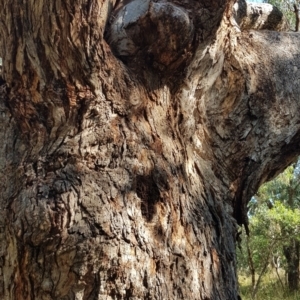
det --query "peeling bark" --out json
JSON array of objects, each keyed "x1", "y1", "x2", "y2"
[{"x1": 0, "y1": 0, "x2": 300, "y2": 299}]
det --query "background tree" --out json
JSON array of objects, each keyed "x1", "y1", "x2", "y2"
[
  {"x1": 1, "y1": 0, "x2": 300, "y2": 299},
  {"x1": 238, "y1": 163, "x2": 300, "y2": 297},
  {"x1": 257, "y1": 163, "x2": 300, "y2": 291}
]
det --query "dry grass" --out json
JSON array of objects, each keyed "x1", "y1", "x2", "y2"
[{"x1": 239, "y1": 270, "x2": 300, "y2": 300}]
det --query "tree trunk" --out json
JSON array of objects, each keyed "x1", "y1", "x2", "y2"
[
  {"x1": 246, "y1": 236, "x2": 256, "y2": 296},
  {"x1": 284, "y1": 239, "x2": 300, "y2": 291},
  {"x1": 293, "y1": 4, "x2": 300, "y2": 32},
  {"x1": 283, "y1": 165, "x2": 300, "y2": 291},
  {"x1": 1, "y1": 0, "x2": 300, "y2": 299}
]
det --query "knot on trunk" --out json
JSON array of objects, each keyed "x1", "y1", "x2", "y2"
[
  {"x1": 233, "y1": 0, "x2": 289, "y2": 31},
  {"x1": 106, "y1": 0, "x2": 194, "y2": 73}
]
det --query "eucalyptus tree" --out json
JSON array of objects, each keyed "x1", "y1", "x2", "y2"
[
  {"x1": 256, "y1": 163, "x2": 300, "y2": 291},
  {"x1": 238, "y1": 162, "x2": 300, "y2": 297},
  {"x1": 0, "y1": 0, "x2": 300, "y2": 299}
]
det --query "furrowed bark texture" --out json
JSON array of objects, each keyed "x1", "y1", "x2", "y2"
[{"x1": 0, "y1": 0, "x2": 300, "y2": 299}]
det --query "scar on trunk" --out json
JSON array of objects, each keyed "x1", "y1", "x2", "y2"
[{"x1": 135, "y1": 174, "x2": 160, "y2": 222}]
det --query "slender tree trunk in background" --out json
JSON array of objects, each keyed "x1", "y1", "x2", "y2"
[
  {"x1": 251, "y1": 261, "x2": 269, "y2": 300},
  {"x1": 293, "y1": 4, "x2": 300, "y2": 31},
  {"x1": 246, "y1": 236, "x2": 256, "y2": 297},
  {"x1": 284, "y1": 240, "x2": 300, "y2": 291},
  {"x1": 283, "y1": 173, "x2": 300, "y2": 291},
  {"x1": 0, "y1": 0, "x2": 300, "y2": 299},
  {"x1": 273, "y1": 255, "x2": 284, "y2": 290},
  {"x1": 274, "y1": 265, "x2": 285, "y2": 290},
  {"x1": 248, "y1": 238, "x2": 274, "y2": 300}
]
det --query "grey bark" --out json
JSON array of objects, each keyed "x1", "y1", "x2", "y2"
[{"x1": 0, "y1": 0, "x2": 300, "y2": 299}]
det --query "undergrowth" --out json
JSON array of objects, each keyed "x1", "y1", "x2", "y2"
[{"x1": 239, "y1": 270, "x2": 300, "y2": 300}]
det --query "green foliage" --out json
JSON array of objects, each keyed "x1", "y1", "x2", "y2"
[
  {"x1": 238, "y1": 161, "x2": 300, "y2": 296},
  {"x1": 253, "y1": 201, "x2": 300, "y2": 248},
  {"x1": 238, "y1": 201, "x2": 300, "y2": 269}
]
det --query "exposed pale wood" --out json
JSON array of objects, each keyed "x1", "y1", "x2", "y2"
[{"x1": 0, "y1": 0, "x2": 299, "y2": 299}]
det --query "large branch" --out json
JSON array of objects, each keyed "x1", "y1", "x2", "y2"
[
  {"x1": 104, "y1": 0, "x2": 300, "y2": 231},
  {"x1": 198, "y1": 27, "x2": 300, "y2": 226}
]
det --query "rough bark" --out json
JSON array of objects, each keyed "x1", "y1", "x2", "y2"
[{"x1": 0, "y1": 0, "x2": 300, "y2": 299}]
